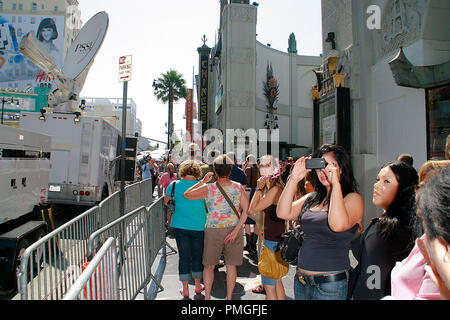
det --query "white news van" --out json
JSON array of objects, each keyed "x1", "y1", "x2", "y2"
[
  {"x1": 0, "y1": 124, "x2": 50, "y2": 292},
  {"x1": 20, "y1": 111, "x2": 120, "y2": 206}
]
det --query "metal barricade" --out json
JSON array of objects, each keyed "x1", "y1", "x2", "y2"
[
  {"x1": 140, "y1": 178, "x2": 153, "y2": 207},
  {"x1": 98, "y1": 191, "x2": 121, "y2": 228},
  {"x1": 18, "y1": 206, "x2": 101, "y2": 300},
  {"x1": 125, "y1": 182, "x2": 141, "y2": 213},
  {"x1": 147, "y1": 197, "x2": 166, "y2": 264},
  {"x1": 17, "y1": 179, "x2": 166, "y2": 300},
  {"x1": 87, "y1": 197, "x2": 165, "y2": 300},
  {"x1": 63, "y1": 237, "x2": 119, "y2": 300}
]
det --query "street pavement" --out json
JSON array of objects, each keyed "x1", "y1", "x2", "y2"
[{"x1": 148, "y1": 234, "x2": 297, "y2": 301}]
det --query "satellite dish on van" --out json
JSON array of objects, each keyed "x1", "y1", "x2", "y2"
[
  {"x1": 19, "y1": 11, "x2": 109, "y2": 113},
  {"x1": 62, "y1": 11, "x2": 109, "y2": 80}
]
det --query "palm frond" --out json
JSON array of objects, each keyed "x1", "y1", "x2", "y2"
[{"x1": 153, "y1": 69, "x2": 188, "y2": 102}]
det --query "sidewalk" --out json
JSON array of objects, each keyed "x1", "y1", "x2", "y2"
[{"x1": 149, "y1": 235, "x2": 297, "y2": 301}]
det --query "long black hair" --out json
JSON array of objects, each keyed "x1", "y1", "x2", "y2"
[
  {"x1": 376, "y1": 161, "x2": 418, "y2": 240},
  {"x1": 304, "y1": 144, "x2": 359, "y2": 210}
]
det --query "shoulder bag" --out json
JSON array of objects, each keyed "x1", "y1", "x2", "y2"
[
  {"x1": 258, "y1": 210, "x2": 289, "y2": 279},
  {"x1": 166, "y1": 181, "x2": 176, "y2": 214},
  {"x1": 278, "y1": 197, "x2": 309, "y2": 265},
  {"x1": 279, "y1": 224, "x2": 305, "y2": 265}
]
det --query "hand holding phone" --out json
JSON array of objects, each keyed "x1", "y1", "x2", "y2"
[
  {"x1": 305, "y1": 158, "x2": 327, "y2": 170},
  {"x1": 290, "y1": 157, "x2": 311, "y2": 182}
]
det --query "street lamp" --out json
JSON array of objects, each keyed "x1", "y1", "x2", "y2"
[{"x1": 1, "y1": 96, "x2": 20, "y2": 125}]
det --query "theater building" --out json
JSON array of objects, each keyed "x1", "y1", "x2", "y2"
[{"x1": 318, "y1": 0, "x2": 450, "y2": 224}]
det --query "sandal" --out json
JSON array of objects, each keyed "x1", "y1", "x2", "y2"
[
  {"x1": 251, "y1": 284, "x2": 265, "y2": 294},
  {"x1": 195, "y1": 284, "x2": 205, "y2": 294},
  {"x1": 179, "y1": 289, "x2": 191, "y2": 300}
]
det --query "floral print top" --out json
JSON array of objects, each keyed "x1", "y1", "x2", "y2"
[{"x1": 205, "y1": 181, "x2": 242, "y2": 228}]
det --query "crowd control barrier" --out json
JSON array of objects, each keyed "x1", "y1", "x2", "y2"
[
  {"x1": 63, "y1": 237, "x2": 118, "y2": 300},
  {"x1": 17, "y1": 178, "x2": 165, "y2": 300},
  {"x1": 86, "y1": 197, "x2": 165, "y2": 300}
]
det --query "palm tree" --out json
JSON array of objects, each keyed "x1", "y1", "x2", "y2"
[{"x1": 152, "y1": 69, "x2": 187, "y2": 153}]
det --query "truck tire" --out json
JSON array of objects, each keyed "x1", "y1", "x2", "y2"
[{"x1": 13, "y1": 239, "x2": 30, "y2": 290}]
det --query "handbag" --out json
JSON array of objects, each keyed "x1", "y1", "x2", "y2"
[
  {"x1": 258, "y1": 211, "x2": 289, "y2": 279},
  {"x1": 279, "y1": 224, "x2": 305, "y2": 265},
  {"x1": 278, "y1": 198, "x2": 308, "y2": 265},
  {"x1": 166, "y1": 181, "x2": 176, "y2": 214}
]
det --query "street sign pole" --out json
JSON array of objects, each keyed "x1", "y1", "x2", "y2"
[
  {"x1": 118, "y1": 55, "x2": 132, "y2": 219},
  {"x1": 120, "y1": 81, "x2": 127, "y2": 218},
  {"x1": 118, "y1": 55, "x2": 131, "y2": 264}
]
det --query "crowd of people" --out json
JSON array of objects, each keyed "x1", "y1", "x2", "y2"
[{"x1": 141, "y1": 142, "x2": 449, "y2": 301}]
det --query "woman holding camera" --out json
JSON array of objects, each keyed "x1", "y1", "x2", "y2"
[{"x1": 277, "y1": 144, "x2": 363, "y2": 300}]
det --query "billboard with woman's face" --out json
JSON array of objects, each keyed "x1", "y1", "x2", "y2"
[{"x1": 0, "y1": 14, "x2": 65, "y2": 90}]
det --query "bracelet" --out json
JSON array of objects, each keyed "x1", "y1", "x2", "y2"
[{"x1": 255, "y1": 187, "x2": 263, "y2": 192}]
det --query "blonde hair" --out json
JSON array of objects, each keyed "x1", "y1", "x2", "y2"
[
  {"x1": 258, "y1": 155, "x2": 274, "y2": 168},
  {"x1": 178, "y1": 160, "x2": 202, "y2": 179},
  {"x1": 167, "y1": 162, "x2": 175, "y2": 177},
  {"x1": 418, "y1": 160, "x2": 450, "y2": 185}
]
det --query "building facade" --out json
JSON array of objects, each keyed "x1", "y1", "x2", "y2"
[
  {"x1": 81, "y1": 97, "x2": 138, "y2": 137},
  {"x1": 1, "y1": 0, "x2": 80, "y2": 125},
  {"x1": 319, "y1": 0, "x2": 450, "y2": 225},
  {"x1": 197, "y1": 1, "x2": 322, "y2": 162},
  {"x1": 0, "y1": 0, "x2": 81, "y2": 90}
]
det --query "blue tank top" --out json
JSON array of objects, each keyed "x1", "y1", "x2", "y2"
[{"x1": 298, "y1": 209, "x2": 358, "y2": 271}]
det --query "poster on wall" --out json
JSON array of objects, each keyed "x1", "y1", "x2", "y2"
[
  {"x1": 0, "y1": 14, "x2": 65, "y2": 90},
  {"x1": 322, "y1": 114, "x2": 336, "y2": 145}
]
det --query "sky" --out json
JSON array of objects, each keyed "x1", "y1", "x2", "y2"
[{"x1": 78, "y1": 0, "x2": 323, "y2": 146}]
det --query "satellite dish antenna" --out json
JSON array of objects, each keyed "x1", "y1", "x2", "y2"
[{"x1": 19, "y1": 11, "x2": 109, "y2": 113}]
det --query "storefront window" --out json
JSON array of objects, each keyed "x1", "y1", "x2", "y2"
[{"x1": 427, "y1": 85, "x2": 450, "y2": 160}]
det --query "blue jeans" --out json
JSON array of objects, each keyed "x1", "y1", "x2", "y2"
[
  {"x1": 173, "y1": 228, "x2": 204, "y2": 282},
  {"x1": 294, "y1": 269, "x2": 349, "y2": 300}
]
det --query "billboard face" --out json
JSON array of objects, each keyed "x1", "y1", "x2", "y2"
[{"x1": 0, "y1": 14, "x2": 65, "y2": 90}]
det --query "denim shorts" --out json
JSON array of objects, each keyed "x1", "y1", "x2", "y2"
[
  {"x1": 294, "y1": 269, "x2": 349, "y2": 300},
  {"x1": 260, "y1": 239, "x2": 283, "y2": 286}
]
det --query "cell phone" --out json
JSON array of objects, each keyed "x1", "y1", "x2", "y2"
[{"x1": 305, "y1": 158, "x2": 327, "y2": 169}]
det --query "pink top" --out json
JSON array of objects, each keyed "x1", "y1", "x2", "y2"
[
  {"x1": 387, "y1": 235, "x2": 441, "y2": 300},
  {"x1": 158, "y1": 172, "x2": 177, "y2": 191}
]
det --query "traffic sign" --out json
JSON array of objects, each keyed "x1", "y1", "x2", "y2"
[{"x1": 118, "y1": 55, "x2": 132, "y2": 82}]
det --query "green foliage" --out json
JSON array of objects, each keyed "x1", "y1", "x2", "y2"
[{"x1": 152, "y1": 69, "x2": 188, "y2": 102}]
